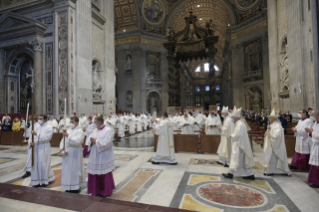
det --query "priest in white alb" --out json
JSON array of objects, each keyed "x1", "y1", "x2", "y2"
[
  {"x1": 290, "y1": 109, "x2": 314, "y2": 170},
  {"x1": 205, "y1": 111, "x2": 222, "y2": 135},
  {"x1": 222, "y1": 106, "x2": 255, "y2": 180},
  {"x1": 30, "y1": 115, "x2": 55, "y2": 187},
  {"x1": 128, "y1": 113, "x2": 136, "y2": 135},
  {"x1": 217, "y1": 106, "x2": 234, "y2": 167},
  {"x1": 116, "y1": 114, "x2": 125, "y2": 138},
  {"x1": 263, "y1": 109, "x2": 291, "y2": 176},
  {"x1": 48, "y1": 115, "x2": 59, "y2": 133},
  {"x1": 87, "y1": 116, "x2": 115, "y2": 197},
  {"x1": 59, "y1": 115, "x2": 70, "y2": 133},
  {"x1": 59, "y1": 116, "x2": 86, "y2": 193},
  {"x1": 179, "y1": 113, "x2": 194, "y2": 134},
  {"x1": 152, "y1": 112, "x2": 177, "y2": 165}
]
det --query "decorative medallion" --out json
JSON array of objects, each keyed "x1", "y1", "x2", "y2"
[
  {"x1": 142, "y1": 0, "x2": 166, "y2": 26},
  {"x1": 234, "y1": 0, "x2": 259, "y2": 11},
  {"x1": 58, "y1": 39, "x2": 67, "y2": 50},
  {"x1": 197, "y1": 183, "x2": 266, "y2": 208}
]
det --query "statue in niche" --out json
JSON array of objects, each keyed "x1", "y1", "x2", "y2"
[
  {"x1": 280, "y1": 44, "x2": 289, "y2": 91},
  {"x1": 205, "y1": 19, "x2": 216, "y2": 36},
  {"x1": 248, "y1": 88, "x2": 262, "y2": 111},
  {"x1": 166, "y1": 26, "x2": 176, "y2": 42},
  {"x1": 92, "y1": 62, "x2": 103, "y2": 101},
  {"x1": 126, "y1": 91, "x2": 133, "y2": 106},
  {"x1": 126, "y1": 55, "x2": 132, "y2": 72}
]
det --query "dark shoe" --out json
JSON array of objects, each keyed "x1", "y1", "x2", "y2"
[
  {"x1": 264, "y1": 173, "x2": 274, "y2": 176},
  {"x1": 242, "y1": 175, "x2": 255, "y2": 180},
  {"x1": 152, "y1": 161, "x2": 160, "y2": 165},
  {"x1": 222, "y1": 173, "x2": 233, "y2": 179},
  {"x1": 289, "y1": 164, "x2": 297, "y2": 169},
  {"x1": 281, "y1": 174, "x2": 290, "y2": 176},
  {"x1": 310, "y1": 184, "x2": 319, "y2": 188},
  {"x1": 69, "y1": 190, "x2": 81, "y2": 194},
  {"x1": 41, "y1": 184, "x2": 49, "y2": 187},
  {"x1": 224, "y1": 164, "x2": 229, "y2": 168},
  {"x1": 217, "y1": 162, "x2": 224, "y2": 165},
  {"x1": 97, "y1": 194, "x2": 105, "y2": 197},
  {"x1": 170, "y1": 162, "x2": 178, "y2": 165},
  {"x1": 22, "y1": 172, "x2": 31, "y2": 178},
  {"x1": 32, "y1": 184, "x2": 41, "y2": 188}
]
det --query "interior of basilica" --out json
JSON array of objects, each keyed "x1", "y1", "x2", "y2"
[{"x1": 0, "y1": 0, "x2": 319, "y2": 211}]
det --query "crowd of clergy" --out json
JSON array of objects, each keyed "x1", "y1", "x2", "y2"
[{"x1": 10, "y1": 104, "x2": 319, "y2": 198}]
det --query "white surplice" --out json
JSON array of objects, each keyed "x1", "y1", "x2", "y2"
[
  {"x1": 152, "y1": 119, "x2": 177, "y2": 163},
  {"x1": 310, "y1": 122, "x2": 319, "y2": 166},
  {"x1": 30, "y1": 122, "x2": 55, "y2": 185},
  {"x1": 48, "y1": 119, "x2": 59, "y2": 133},
  {"x1": 87, "y1": 125, "x2": 115, "y2": 175},
  {"x1": 79, "y1": 116, "x2": 88, "y2": 130},
  {"x1": 85, "y1": 122, "x2": 96, "y2": 146},
  {"x1": 179, "y1": 117, "x2": 194, "y2": 134},
  {"x1": 263, "y1": 120, "x2": 291, "y2": 174},
  {"x1": 117, "y1": 116, "x2": 125, "y2": 137},
  {"x1": 228, "y1": 119, "x2": 255, "y2": 176},
  {"x1": 205, "y1": 115, "x2": 222, "y2": 135},
  {"x1": 295, "y1": 118, "x2": 314, "y2": 154},
  {"x1": 136, "y1": 117, "x2": 142, "y2": 132},
  {"x1": 128, "y1": 115, "x2": 136, "y2": 134},
  {"x1": 58, "y1": 117, "x2": 70, "y2": 133},
  {"x1": 217, "y1": 116, "x2": 234, "y2": 165},
  {"x1": 59, "y1": 126, "x2": 86, "y2": 190},
  {"x1": 23, "y1": 122, "x2": 40, "y2": 172}
]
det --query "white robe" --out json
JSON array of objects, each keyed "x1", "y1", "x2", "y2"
[
  {"x1": 217, "y1": 116, "x2": 234, "y2": 165},
  {"x1": 128, "y1": 115, "x2": 136, "y2": 134},
  {"x1": 310, "y1": 122, "x2": 319, "y2": 166},
  {"x1": 228, "y1": 120, "x2": 255, "y2": 176},
  {"x1": 263, "y1": 121, "x2": 291, "y2": 174},
  {"x1": 59, "y1": 118, "x2": 70, "y2": 133},
  {"x1": 23, "y1": 122, "x2": 40, "y2": 172},
  {"x1": 152, "y1": 119, "x2": 177, "y2": 163},
  {"x1": 117, "y1": 116, "x2": 125, "y2": 137},
  {"x1": 87, "y1": 125, "x2": 115, "y2": 175},
  {"x1": 85, "y1": 122, "x2": 96, "y2": 146},
  {"x1": 136, "y1": 117, "x2": 142, "y2": 132},
  {"x1": 79, "y1": 116, "x2": 88, "y2": 130},
  {"x1": 179, "y1": 117, "x2": 194, "y2": 134},
  {"x1": 205, "y1": 115, "x2": 222, "y2": 135},
  {"x1": 20, "y1": 120, "x2": 26, "y2": 130},
  {"x1": 48, "y1": 119, "x2": 59, "y2": 133},
  {"x1": 59, "y1": 126, "x2": 86, "y2": 190},
  {"x1": 295, "y1": 118, "x2": 314, "y2": 154},
  {"x1": 105, "y1": 118, "x2": 116, "y2": 137},
  {"x1": 30, "y1": 122, "x2": 55, "y2": 185}
]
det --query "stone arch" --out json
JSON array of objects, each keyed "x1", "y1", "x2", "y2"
[
  {"x1": 147, "y1": 91, "x2": 161, "y2": 114},
  {"x1": 4, "y1": 48, "x2": 34, "y2": 76}
]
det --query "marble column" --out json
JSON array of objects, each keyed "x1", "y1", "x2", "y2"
[
  {"x1": 29, "y1": 40, "x2": 44, "y2": 114},
  {"x1": 0, "y1": 49, "x2": 5, "y2": 113},
  {"x1": 231, "y1": 44, "x2": 245, "y2": 108}
]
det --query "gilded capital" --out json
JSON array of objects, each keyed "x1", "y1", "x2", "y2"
[{"x1": 29, "y1": 40, "x2": 43, "y2": 52}]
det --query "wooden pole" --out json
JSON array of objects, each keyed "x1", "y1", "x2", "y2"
[{"x1": 31, "y1": 86, "x2": 35, "y2": 167}]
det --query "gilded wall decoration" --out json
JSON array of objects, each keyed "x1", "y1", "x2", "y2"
[
  {"x1": 58, "y1": 11, "x2": 68, "y2": 114},
  {"x1": 142, "y1": 0, "x2": 166, "y2": 26},
  {"x1": 231, "y1": 20, "x2": 267, "y2": 39},
  {"x1": 234, "y1": 0, "x2": 259, "y2": 11},
  {"x1": 46, "y1": 43, "x2": 53, "y2": 114}
]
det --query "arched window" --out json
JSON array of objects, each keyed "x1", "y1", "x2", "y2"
[
  {"x1": 195, "y1": 66, "x2": 200, "y2": 72},
  {"x1": 204, "y1": 63, "x2": 209, "y2": 72},
  {"x1": 214, "y1": 65, "x2": 220, "y2": 72}
]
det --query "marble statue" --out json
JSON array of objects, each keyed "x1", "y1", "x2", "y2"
[
  {"x1": 126, "y1": 55, "x2": 132, "y2": 71},
  {"x1": 166, "y1": 26, "x2": 175, "y2": 42},
  {"x1": 92, "y1": 63, "x2": 102, "y2": 93},
  {"x1": 126, "y1": 91, "x2": 133, "y2": 106},
  {"x1": 205, "y1": 19, "x2": 216, "y2": 36},
  {"x1": 248, "y1": 89, "x2": 261, "y2": 111},
  {"x1": 280, "y1": 44, "x2": 289, "y2": 91}
]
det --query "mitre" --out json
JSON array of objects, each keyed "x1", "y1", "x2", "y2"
[
  {"x1": 221, "y1": 106, "x2": 228, "y2": 114},
  {"x1": 230, "y1": 106, "x2": 242, "y2": 118},
  {"x1": 269, "y1": 108, "x2": 279, "y2": 119}
]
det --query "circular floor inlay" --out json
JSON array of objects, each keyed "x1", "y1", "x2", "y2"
[{"x1": 198, "y1": 183, "x2": 265, "y2": 207}]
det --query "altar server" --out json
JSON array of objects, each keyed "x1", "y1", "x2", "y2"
[
  {"x1": 152, "y1": 113, "x2": 177, "y2": 165},
  {"x1": 87, "y1": 116, "x2": 115, "y2": 197},
  {"x1": 83, "y1": 116, "x2": 95, "y2": 157},
  {"x1": 217, "y1": 106, "x2": 234, "y2": 167},
  {"x1": 59, "y1": 116, "x2": 86, "y2": 193},
  {"x1": 306, "y1": 110, "x2": 319, "y2": 188},
  {"x1": 290, "y1": 109, "x2": 314, "y2": 170},
  {"x1": 59, "y1": 115, "x2": 70, "y2": 133},
  {"x1": 222, "y1": 106, "x2": 255, "y2": 180},
  {"x1": 263, "y1": 109, "x2": 291, "y2": 176},
  {"x1": 30, "y1": 114, "x2": 55, "y2": 187}
]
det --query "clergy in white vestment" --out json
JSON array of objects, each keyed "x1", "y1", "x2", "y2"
[
  {"x1": 222, "y1": 106, "x2": 255, "y2": 180},
  {"x1": 263, "y1": 109, "x2": 291, "y2": 176},
  {"x1": 290, "y1": 109, "x2": 314, "y2": 170},
  {"x1": 105, "y1": 115, "x2": 116, "y2": 136},
  {"x1": 79, "y1": 114, "x2": 88, "y2": 130},
  {"x1": 116, "y1": 114, "x2": 125, "y2": 138},
  {"x1": 48, "y1": 115, "x2": 59, "y2": 133},
  {"x1": 20, "y1": 118, "x2": 26, "y2": 130},
  {"x1": 193, "y1": 111, "x2": 202, "y2": 134},
  {"x1": 205, "y1": 111, "x2": 222, "y2": 135},
  {"x1": 217, "y1": 106, "x2": 234, "y2": 167},
  {"x1": 83, "y1": 116, "x2": 95, "y2": 157},
  {"x1": 179, "y1": 113, "x2": 195, "y2": 134},
  {"x1": 128, "y1": 113, "x2": 136, "y2": 135},
  {"x1": 87, "y1": 116, "x2": 115, "y2": 197},
  {"x1": 58, "y1": 116, "x2": 70, "y2": 132},
  {"x1": 21, "y1": 116, "x2": 39, "y2": 179},
  {"x1": 152, "y1": 113, "x2": 177, "y2": 165},
  {"x1": 59, "y1": 116, "x2": 86, "y2": 193},
  {"x1": 306, "y1": 110, "x2": 319, "y2": 188},
  {"x1": 136, "y1": 115, "x2": 142, "y2": 132},
  {"x1": 30, "y1": 114, "x2": 55, "y2": 187},
  {"x1": 2, "y1": 113, "x2": 11, "y2": 122}
]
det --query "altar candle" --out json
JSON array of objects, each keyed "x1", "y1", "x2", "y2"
[{"x1": 64, "y1": 98, "x2": 66, "y2": 118}]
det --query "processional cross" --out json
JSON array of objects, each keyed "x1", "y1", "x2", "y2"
[{"x1": 26, "y1": 66, "x2": 40, "y2": 167}]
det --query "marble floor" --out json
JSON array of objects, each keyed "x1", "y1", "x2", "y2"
[{"x1": 0, "y1": 131, "x2": 319, "y2": 212}]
